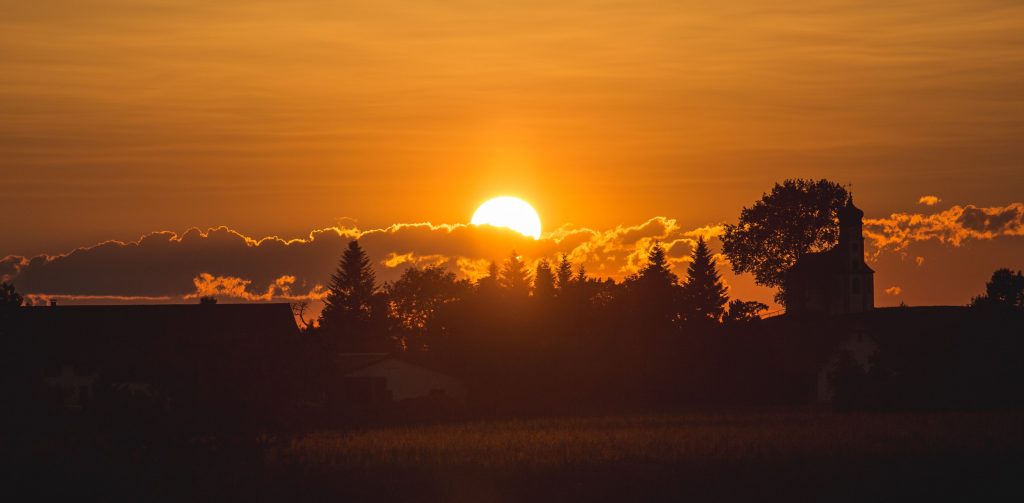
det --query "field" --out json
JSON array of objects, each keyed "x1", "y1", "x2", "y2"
[{"x1": 259, "y1": 411, "x2": 1024, "y2": 501}]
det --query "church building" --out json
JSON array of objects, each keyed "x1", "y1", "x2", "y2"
[{"x1": 784, "y1": 196, "x2": 875, "y2": 315}]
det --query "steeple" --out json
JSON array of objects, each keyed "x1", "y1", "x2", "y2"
[
  {"x1": 839, "y1": 195, "x2": 864, "y2": 225},
  {"x1": 838, "y1": 195, "x2": 864, "y2": 248},
  {"x1": 835, "y1": 194, "x2": 868, "y2": 276}
]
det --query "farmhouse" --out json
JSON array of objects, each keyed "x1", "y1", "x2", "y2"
[
  {"x1": 334, "y1": 353, "x2": 467, "y2": 406},
  {"x1": 12, "y1": 303, "x2": 303, "y2": 425}
]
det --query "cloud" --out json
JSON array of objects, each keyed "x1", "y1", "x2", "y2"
[
  {"x1": 7, "y1": 200, "x2": 1022, "y2": 311},
  {"x1": 2, "y1": 217, "x2": 726, "y2": 306},
  {"x1": 884, "y1": 286, "x2": 902, "y2": 296},
  {"x1": 381, "y1": 252, "x2": 449, "y2": 270},
  {"x1": 23, "y1": 294, "x2": 175, "y2": 306},
  {"x1": 1, "y1": 255, "x2": 27, "y2": 282},
  {"x1": 864, "y1": 203, "x2": 1024, "y2": 252},
  {"x1": 918, "y1": 196, "x2": 941, "y2": 206},
  {"x1": 185, "y1": 273, "x2": 326, "y2": 302}
]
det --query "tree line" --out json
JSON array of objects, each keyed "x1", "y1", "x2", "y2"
[
  {"x1": 305, "y1": 178, "x2": 862, "y2": 351},
  {"x1": 309, "y1": 236, "x2": 768, "y2": 353}
]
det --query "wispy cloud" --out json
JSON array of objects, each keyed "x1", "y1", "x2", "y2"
[
  {"x1": 865, "y1": 203, "x2": 1024, "y2": 252},
  {"x1": 185, "y1": 273, "x2": 326, "y2": 302}
]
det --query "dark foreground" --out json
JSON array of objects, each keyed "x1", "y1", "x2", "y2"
[{"x1": 7, "y1": 410, "x2": 1024, "y2": 501}]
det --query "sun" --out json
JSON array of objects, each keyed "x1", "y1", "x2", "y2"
[{"x1": 471, "y1": 196, "x2": 542, "y2": 239}]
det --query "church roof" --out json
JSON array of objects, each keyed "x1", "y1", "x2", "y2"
[
  {"x1": 789, "y1": 249, "x2": 840, "y2": 275},
  {"x1": 788, "y1": 246, "x2": 874, "y2": 276}
]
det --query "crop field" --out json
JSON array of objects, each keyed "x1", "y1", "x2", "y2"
[{"x1": 262, "y1": 411, "x2": 1024, "y2": 501}]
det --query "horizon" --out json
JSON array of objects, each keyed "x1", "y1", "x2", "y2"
[{"x1": 2, "y1": 0, "x2": 1023, "y2": 309}]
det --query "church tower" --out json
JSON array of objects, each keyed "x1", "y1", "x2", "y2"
[
  {"x1": 838, "y1": 195, "x2": 865, "y2": 263},
  {"x1": 837, "y1": 196, "x2": 874, "y2": 313}
]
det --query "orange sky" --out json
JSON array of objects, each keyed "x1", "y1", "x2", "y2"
[{"x1": 1, "y1": 1, "x2": 1023, "y2": 308}]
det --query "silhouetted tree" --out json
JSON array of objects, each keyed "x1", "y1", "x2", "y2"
[
  {"x1": 630, "y1": 242, "x2": 678, "y2": 288},
  {"x1": 387, "y1": 265, "x2": 470, "y2": 349},
  {"x1": 624, "y1": 242, "x2": 682, "y2": 331},
  {"x1": 554, "y1": 255, "x2": 574, "y2": 293},
  {"x1": 533, "y1": 260, "x2": 555, "y2": 300},
  {"x1": 291, "y1": 300, "x2": 314, "y2": 332},
  {"x1": 476, "y1": 261, "x2": 500, "y2": 290},
  {"x1": 574, "y1": 263, "x2": 588, "y2": 284},
  {"x1": 500, "y1": 250, "x2": 531, "y2": 298},
  {"x1": 971, "y1": 268, "x2": 1024, "y2": 310},
  {"x1": 722, "y1": 299, "x2": 769, "y2": 324},
  {"x1": 680, "y1": 237, "x2": 729, "y2": 323},
  {"x1": 1, "y1": 282, "x2": 23, "y2": 336},
  {"x1": 1, "y1": 282, "x2": 22, "y2": 310},
  {"x1": 319, "y1": 240, "x2": 386, "y2": 349},
  {"x1": 721, "y1": 179, "x2": 848, "y2": 303}
]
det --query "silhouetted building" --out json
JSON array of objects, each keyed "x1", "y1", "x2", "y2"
[
  {"x1": 784, "y1": 196, "x2": 875, "y2": 315},
  {"x1": 333, "y1": 353, "x2": 467, "y2": 406},
  {"x1": 14, "y1": 304, "x2": 303, "y2": 428}
]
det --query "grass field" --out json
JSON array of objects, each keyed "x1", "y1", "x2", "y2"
[{"x1": 262, "y1": 411, "x2": 1024, "y2": 501}]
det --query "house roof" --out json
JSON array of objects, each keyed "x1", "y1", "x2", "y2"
[
  {"x1": 336, "y1": 353, "x2": 392, "y2": 373},
  {"x1": 17, "y1": 303, "x2": 299, "y2": 338},
  {"x1": 335, "y1": 352, "x2": 459, "y2": 377},
  {"x1": 13, "y1": 303, "x2": 300, "y2": 375}
]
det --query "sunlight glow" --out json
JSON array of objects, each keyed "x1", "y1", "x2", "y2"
[{"x1": 471, "y1": 197, "x2": 542, "y2": 239}]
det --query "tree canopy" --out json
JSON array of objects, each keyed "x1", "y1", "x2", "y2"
[
  {"x1": 1, "y1": 282, "x2": 23, "y2": 309},
  {"x1": 971, "y1": 268, "x2": 1024, "y2": 310},
  {"x1": 721, "y1": 179, "x2": 848, "y2": 302},
  {"x1": 386, "y1": 265, "x2": 469, "y2": 349}
]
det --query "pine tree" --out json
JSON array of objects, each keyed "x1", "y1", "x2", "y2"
[
  {"x1": 575, "y1": 263, "x2": 588, "y2": 284},
  {"x1": 624, "y1": 241, "x2": 682, "y2": 330},
  {"x1": 680, "y1": 236, "x2": 729, "y2": 322},
  {"x1": 533, "y1": 259, "x2": 555, "y2": 299},
  {"x1": 555, "y1": 254, "x2": 574, "y2": 292},
  {"x1": 636, "y1": 241, "x2": 678, "y2": 287},
  {"x1": 500, "y1": 250, "x2": 531, "y2": 297},
  {"x1": 319, "y1": 240, "x2": 380, "y2": 345}
]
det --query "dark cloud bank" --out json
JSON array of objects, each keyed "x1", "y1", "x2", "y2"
[{"x1": 2, "y1": 202, "x2": 1022, "y2": 307}]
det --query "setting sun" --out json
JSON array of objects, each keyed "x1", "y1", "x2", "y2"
[{"x1": 471, "y1": 196, "x2": 542, "y2": 239}]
